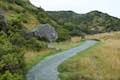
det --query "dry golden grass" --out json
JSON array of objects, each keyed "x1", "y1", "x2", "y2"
[
  {"x1": 53, "y1": 38, "x2": 82, "y2": 50},
  {"x1": 59, "y1": 31, "x2": 120, "y2": 80},
  {"x1": 71, "y1": 36, "x2": 81, "y2": 43},
  {"x1": 24, "y1": 48, "x2": 56, "y2": 69},
  {"x1": 86, "y1": 31, "x2": 120, "y2": 41}
]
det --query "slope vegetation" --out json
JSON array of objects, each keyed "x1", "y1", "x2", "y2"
[{"x1": 48, "y1": 11, "x2": 120, "y2": 35}]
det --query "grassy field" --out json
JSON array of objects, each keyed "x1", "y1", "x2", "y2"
[
  {"x1": 24, "y1": 37, "x2": 82, "y2": 70},
  {"x1": 86, "y1": 31, "x2": 120, "y2": 41},
  {"x1": 58, "y1": 32, "x2": 120, "y2": 80}
]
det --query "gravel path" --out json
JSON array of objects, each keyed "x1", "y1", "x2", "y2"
[{"x1": 27, "y1": 40, "x2": 97, "y2": 80}]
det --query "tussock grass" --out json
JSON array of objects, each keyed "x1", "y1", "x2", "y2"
[
  {"x1": 71, "y1": 37, "x2": 81, "y2": 43},
  {"x1": 59, "y1": 32, "x2": 120, "y2": 80},
  {"x1": 24, "y1": 48, "x2": 57, "y2": 69},
  {"x1": 87, "y1": 31, "x2": 120, "y2": 41}
]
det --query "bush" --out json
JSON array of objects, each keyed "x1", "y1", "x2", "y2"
[
  {"x1": 57, "y1": 27, "x2": 70, "y2": 41},
  {"x1": 0, "y1": 71, "x2": 23, "y2": 80},
  {"x1": 0, "y1": 31, "x2": 25, "y2": 80},
  {"x1": 9, "y1": 32, "x2": 26, "y2": 47},
  {"x1": 25, "y1": 38, "x2": 47, "y2": 51}
]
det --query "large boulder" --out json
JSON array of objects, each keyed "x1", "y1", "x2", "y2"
[
  {"x1": 32, "y1": 24, "x2": 58, "y2": 42},
  {"x1": 0, "y1": 9, "x2": 8, "y2": 32}
]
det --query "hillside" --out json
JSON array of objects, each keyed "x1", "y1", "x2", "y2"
[
  {"x1": 48, "y1": 11, "x2": 120, "y2": 35},
  {"x1": 0, "y1": 0, "x2": 70, "y2": 40},
  {"x1": 0, "y1": 0, "x2": 67, "y2": 80},
  {"x1": 1, "y1": 0, "x2": 56, "y2": 30},
  {"x1": 0, "y1": 0, "x2": 46, "y2": 79}
]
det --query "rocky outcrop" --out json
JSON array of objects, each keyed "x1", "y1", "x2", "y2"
[
  {"x1": 0, "y1": 9, "x2": 8, "y2": 32},
  {"x1": 32, "y1": 24, "x2": 58, "y2": 42}
]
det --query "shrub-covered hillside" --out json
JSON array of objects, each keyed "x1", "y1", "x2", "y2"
[
  {"x1": 48, "y1": 11, "x2": 120, "y2": 35},
  {"x1": 0, "y1": 0, "x2": 48, "y2": 79},
  {"x1": 0, "y1": 0, "x2": 69, "y2": 79},
  {"x1": 0, "y1": 0, "x2": 70, "y2": 41}
]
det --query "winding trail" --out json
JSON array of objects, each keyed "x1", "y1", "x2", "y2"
[{"x1": 27, "y1": 40, "x2": 97, "y2": 80}]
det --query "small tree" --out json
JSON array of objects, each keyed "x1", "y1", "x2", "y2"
[{"x1": 57, "y1": 27, "x2": 70, "y2": 41}]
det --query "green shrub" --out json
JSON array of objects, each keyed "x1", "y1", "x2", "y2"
[
  {"x1": 0, "y1": 71, "x2": 23, "y2": 80},
  {"x1": 25, "y1": 38, "x2": 47, "y2": 51},
  {"x1": 8, "y1": 4, "x2": 24, "y2": 13},
  {"x1": 57, "y1": 27, "x2": 70, "y2": 41},
  {"x1": 0, "y1": 31, "x2": 25, "y2": 80}
]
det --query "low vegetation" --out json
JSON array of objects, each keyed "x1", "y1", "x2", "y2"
[
  {"x1": 58, "y1": 32, "x2": 120, "y2": 80},
  {"x1": 0, "y1": 31, "x2": 25, "y2": 80},
  {"x1": 25, "y1": 37, "x2": 82, "y2": 70}
]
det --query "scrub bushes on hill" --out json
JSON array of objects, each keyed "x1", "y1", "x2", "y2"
[{"x1": 0, "y1": 31, "x2": 25, "y2": 80}]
